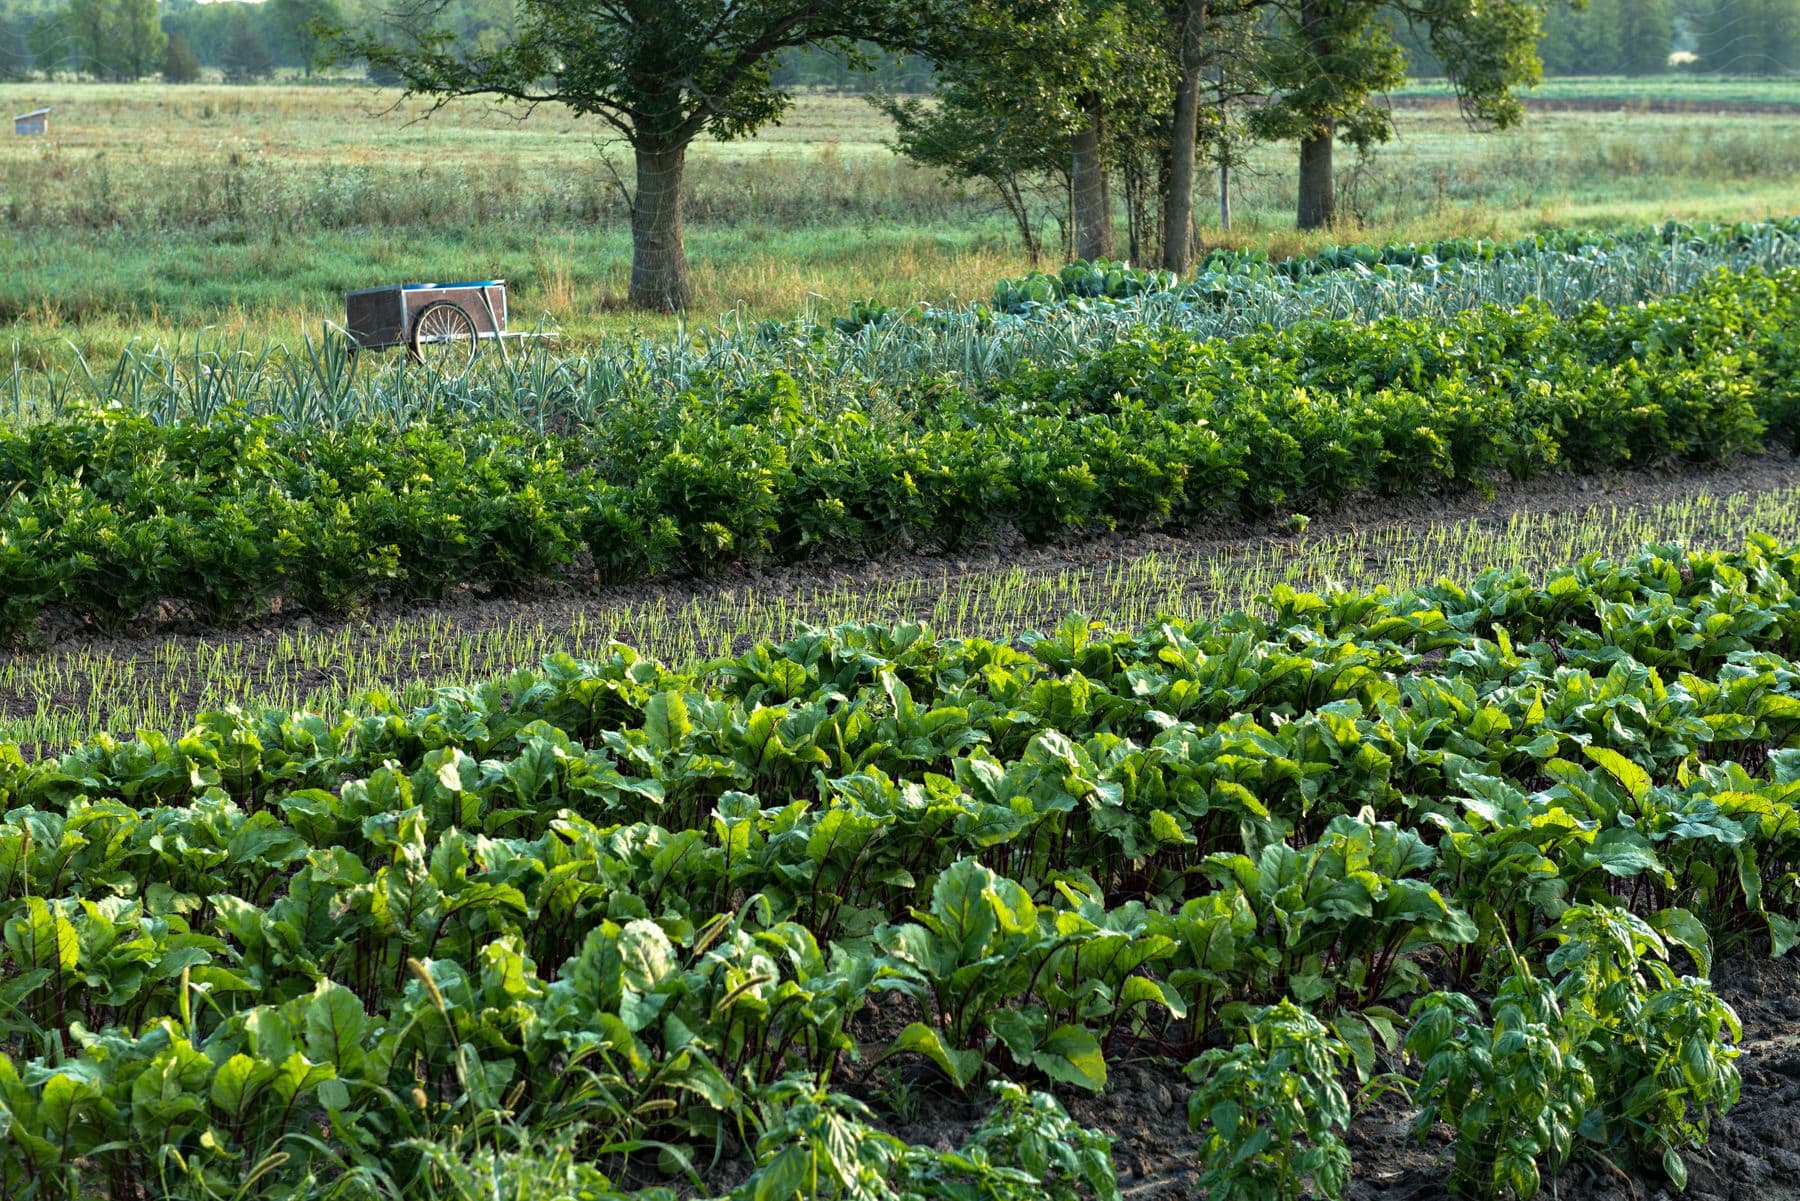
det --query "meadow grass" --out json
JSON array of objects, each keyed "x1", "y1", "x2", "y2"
[
  {"x1": 1394, "y1": 73, "x2": 1800, "y2": 106},
  {"x1": 3, "y1": 83, "x2": 1800, "y2": 361}
]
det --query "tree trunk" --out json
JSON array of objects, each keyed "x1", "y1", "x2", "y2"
[
  {"x1": 1297, "y1": 123, "x2": 1334, "y2": 230},
  {"x1": 1161, "y1": 0, "x2": 1207, "y2": 272},
  {"x1": 1099, "y1": 153, "x2": 1113, "y2": 256},
  {"x1": 994, "y1": 175, "x2": 1040, "y2": 265},
  {"x1": 630, "y1": 141, "x2": 689, "y2": 311},
  {"x1": 1219, "y1": 157, "x2": 1231, "y2": 232},
  {"x1": 1295, "y1": 0, "x2": 1336, "y2": 231},
  {"x1": 1071, "y1": 105, "x2": 1112, "y2": 261}
]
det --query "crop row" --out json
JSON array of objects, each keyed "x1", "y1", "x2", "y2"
[
  {"x1": 4, "y1": 267, "x2": 1799, "y2": 639},
  {"x1": 2, "y1": 538, "x2": 1797, "y2": 1198},
  {"x1": 985, "y1": 216, "x2": 1800, "y2": 311},
  {"x1": 12, "y1": 477, "x2": 1800, "y2": 756},
  {"x1": 7, "y1": 218, "x2": 1799, "y2": 431}
]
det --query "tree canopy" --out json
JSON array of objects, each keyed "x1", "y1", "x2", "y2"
[
  {"x1": 340, "y1": 0, "x2": 962, "y2": 309},
  {"x1": 1247, "y1": 0, "x2": 1557, "y2": 228},
  {"x1": 883, "y1": 0, "x2": 1565, "y2": 257}
]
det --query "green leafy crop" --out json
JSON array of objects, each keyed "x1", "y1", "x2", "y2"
[
  {"x1": 1, "y1": 536, "x2": 1794, "y2": 1198},
  {"x1": 1186, "y1": 1000, "x2": 1355, "y2": 1201},
  {"x1": 7, "y1": 259, "x2": 1800, "y2": 642}
]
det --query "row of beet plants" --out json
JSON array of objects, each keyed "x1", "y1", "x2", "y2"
[{"x1": 2, "y1": 539, "x2": 1797, "y2": 1198}]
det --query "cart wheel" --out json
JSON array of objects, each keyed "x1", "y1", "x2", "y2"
[{"x1": 409, "y1": 301, "x2": 479, "y2": 373}]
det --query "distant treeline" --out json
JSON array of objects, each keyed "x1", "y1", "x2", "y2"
[
  {"x1": 0, "y1": 0, "x2": 1794, "y2": 83},
  {"x1": 0, "y1": 0, "x2": 940, "y2": 84},
  {"x1": 1402, "y1": 0, "x2": 1800, "y2": 78}
]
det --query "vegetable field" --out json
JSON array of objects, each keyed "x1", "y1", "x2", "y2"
[
  {"x1": 4, "y1": 209, "x2": 1800, "y2": 1200},
  {"x1": 5, "y1": 541, "x2": 1800, "y2": 1199},
  {"x1": 3, "y1": 221, "x2": 1799, "y2": 641}
]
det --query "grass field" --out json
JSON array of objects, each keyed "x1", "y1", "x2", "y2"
[
  {"x1": 1395, "y1": 72, "x2": 1800, "y2": 106},
  {"x1": 3, "y1": 81, "x2": 1800, "y2": 361}
]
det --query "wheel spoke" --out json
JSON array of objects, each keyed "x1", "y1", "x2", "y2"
[{"x1": 411, "y1": 302, "x2": 479, "y2": 373}]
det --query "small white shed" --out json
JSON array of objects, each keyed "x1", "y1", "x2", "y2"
[{"x1": 13, "y1": 108, "x2": 49, "y2": 136}]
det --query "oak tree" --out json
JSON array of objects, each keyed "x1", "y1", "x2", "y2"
[
  {"x1": 344, "y1": 0, "x2": 958, "y2": 310},
  {"x1": 1253, "y1": 0, "x2": 1566, "y2": 229},
  {"x1": 880, "y1": 0, "x2": 1166, "y2": 263}
]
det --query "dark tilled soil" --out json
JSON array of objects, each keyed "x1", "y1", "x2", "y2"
[
  {"x1": 7, "y1": 454, "x2": 1800, "y2": 740},
  {"x1": 853, "y1": 953, "x2": 1800, "y2": 1201}
]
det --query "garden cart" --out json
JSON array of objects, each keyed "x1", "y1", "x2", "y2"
[{"x1": 343, "y1": 281, "x2": 512, "y2": 372}]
